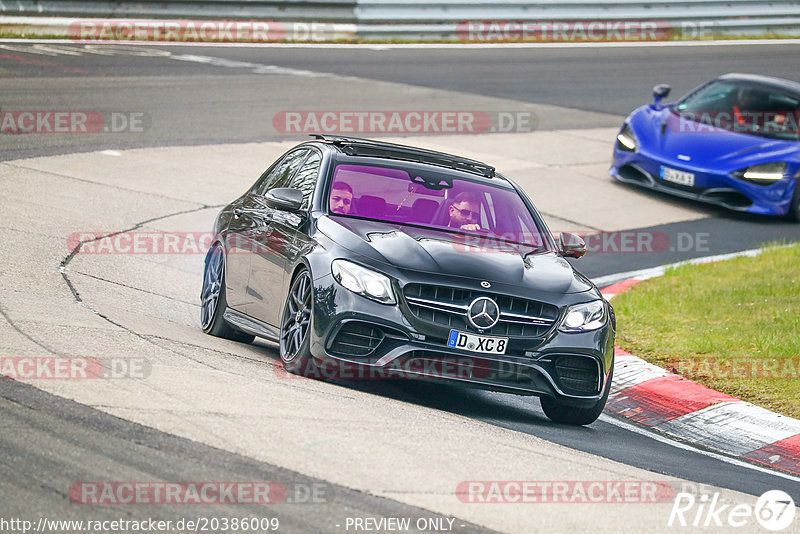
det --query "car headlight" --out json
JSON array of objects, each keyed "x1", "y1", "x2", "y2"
[
  {"x1": 559, "y1": 300, "x2": 607, "y2": 332},
  {"x1": 616, "y1": 123, "x2": 638, "y2": 152},
  {"x1": 734, "y1": 161, "x2": 787, "y2": 184},
  {"x1": 331, "y1": 259, "x2": 396, "y2": 304}
]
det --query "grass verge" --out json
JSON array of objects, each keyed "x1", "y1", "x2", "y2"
[{"x1": 612, "y1": 243, "x2": 800, "y2": 419}]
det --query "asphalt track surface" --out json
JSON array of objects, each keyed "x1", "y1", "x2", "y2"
[
  {"x1": 1, "y1": 41, "x2": 800, "y2": 159},
  {"x1": 0, "y1": 378, "x2": 494, "y2": 534},
  {"x1": 1, "y1": 42, "x2": 800, "y2": 531}
]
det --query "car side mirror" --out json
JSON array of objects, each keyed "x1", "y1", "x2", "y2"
[
  {"x1": 559, "y1": 232, "x2": 586, "y2": 259},
  {"x1": 652, "y1": 84, "x2": 671, "y2": 109},
  {"x1": 265, "y1": 187, "x2": 304, "y2": 213}
]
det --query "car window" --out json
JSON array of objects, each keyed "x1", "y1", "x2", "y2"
[
  {"x1": 289, "y1": 150, "x2": 321, "y2": 210},
  {"x1": 328, "y1": 163, "x2": 549, "y2": 250},
  {"x1": 253, "y1": 149, "x2": 309, "y2": 196},
  {"x1": 674, "y1": 81, "x2": 800, "y2": 140}
]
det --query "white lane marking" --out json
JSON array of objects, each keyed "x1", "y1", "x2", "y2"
[
  {"x1": 599, "y1": 413, "x2": 800, "y2": 483},
  {"x1": 656, "y1": 402, "x2": 800, "y2": 457},
  {"x1": 100, "y1": 150, "x2": 121, "y2": 156},
  {"x1": 0, "y1": 42, "x2": 172, "y2": 56},
  {"x1": 2, "y1": 38, "x2": 800, "y2": 49},
  {"x1": 169, "y1": 53, "x2": 323, "y2": 76},
  {"x1": 0, "y1": 41, "x2": 332, "y2": 77},
  {"x1": 0, "y1": 42, "x2": 328, "y2": 76}
]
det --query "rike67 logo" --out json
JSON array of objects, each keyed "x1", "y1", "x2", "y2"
[{"x1": 669, "y1": 490, "x2": 796, "y2": 531}]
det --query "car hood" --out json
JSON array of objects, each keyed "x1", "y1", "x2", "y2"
[
  {"x1": 317, "y1": 216, "x2": 594, "y2": 294},
  {"x1": 630, "y1": 106, "x2": 798, "y2": 170}
]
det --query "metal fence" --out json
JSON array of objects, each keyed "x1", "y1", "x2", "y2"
[
  {"x1": 1, "y1": 1, "x2": 358, "y2": 22},
  {"x1": 2, "y1": 0, "x2": 799, "y2": 39},
  {"x1": 356, "y1": 0, "x2": 800, "y2": 23}
]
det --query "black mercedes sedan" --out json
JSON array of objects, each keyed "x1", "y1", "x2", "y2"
[{"x1": 201, "y1": 136, "x2": 615, "y2": 425}]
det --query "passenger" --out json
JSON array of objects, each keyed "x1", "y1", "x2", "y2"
[{"x1": 329, "y1": 181, "x2": 353, "y2": 215}]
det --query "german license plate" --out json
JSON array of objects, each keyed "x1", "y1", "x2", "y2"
[
  {"x1": 447, "y1": 330, "x2": 508, "y2": 354},
  {"x1": 660, "y1": 166, "x2": 695, "y2": 186}
]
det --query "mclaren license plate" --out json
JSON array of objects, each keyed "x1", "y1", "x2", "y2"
[
  {"x1": 660, "y1": 166, "x2": 695, "y2": 187},
  {"x1": 447, "y1": 330, "x2": 508, "y2": 354}
]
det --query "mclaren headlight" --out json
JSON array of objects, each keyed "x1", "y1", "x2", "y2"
[
  {"x1": 734, "y1": 161, "x2": 787, "y2": 184},
  {"x1": 616, "y1": 123, "x2": 638, "y2": 152},
  {"x1": 331, "y1": 259, "x2": 396, "y2": 305},
  {"x1": 559, "y1": 300, "x2": 607, "y2": 332}
]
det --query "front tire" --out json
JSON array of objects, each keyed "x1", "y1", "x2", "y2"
[
  {"x1": 789, "y1": 181, "x2": 800, "y2": 222},
  {"x1": 280, "y1": 269, "x2": 317, "y2": 376},
  {"x1": 200, "y1": 243, "x2": 255, "y2": 343},
  {"x1": 540, "y1": 366, "x2": 613, "y2": 426}
]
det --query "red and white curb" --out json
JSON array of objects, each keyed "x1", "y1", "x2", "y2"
[{"x1": 599, "y1": 252, "x2": 800, "y2": 477}]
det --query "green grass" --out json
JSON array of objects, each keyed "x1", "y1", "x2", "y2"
[{"x1": 613, "y1": 243, "x2": 800, "y2": 419}]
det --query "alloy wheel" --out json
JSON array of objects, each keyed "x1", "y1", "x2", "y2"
[
  {"x1": 200, "y1": 244, "x2": 223, "y2": 330},
  {"x1": 280, "y1": 271, "x2": 312, "y2": 361}
]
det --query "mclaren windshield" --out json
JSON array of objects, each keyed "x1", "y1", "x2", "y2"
[
  {"x1": 673, "y1": 80, "x2": 800, "y2": 140},
  {"x1": 326, "y1": 163, "x2": 553, "y2": 252}
]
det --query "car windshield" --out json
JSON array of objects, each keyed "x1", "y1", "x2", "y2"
[
  {"x1": 672, "y1": 80, "x2": 800, "y2": 140},
  {"x1": 327, "y1": 163, "x2": 551, "y2": 251}
]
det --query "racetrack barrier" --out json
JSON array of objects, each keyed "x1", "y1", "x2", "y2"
[{"x1": 2, "y1": 1, "x2": 800, "y2": 41}]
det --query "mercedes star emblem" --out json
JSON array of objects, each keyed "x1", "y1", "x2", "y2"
[{"x1": 467, "y1": 297, "x2": 500, "y2": 330}]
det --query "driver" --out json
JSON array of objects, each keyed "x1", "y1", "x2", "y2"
[
  {"x1": 732, "y1": 87, "x2": 758, "y2": 127},
  {"x1": 448, "y1": 192, "x2": 481, "y2": 231}
]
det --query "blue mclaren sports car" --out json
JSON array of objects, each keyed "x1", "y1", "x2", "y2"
[{"x1": 610, "y1": 73, "x2": 800, "y2": 221}]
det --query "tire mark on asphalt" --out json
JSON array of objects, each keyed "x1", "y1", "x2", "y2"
[{"x1": 0, "y1": 302, "x2": 73, "y2": 358}]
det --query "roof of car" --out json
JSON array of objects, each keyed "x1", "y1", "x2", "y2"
[
  {"x1": 303, "y1": 134, "x2": 497, "y2": 179},
  {"x1": 717, "y1": 73, "x2": 800, "y2": 96}
]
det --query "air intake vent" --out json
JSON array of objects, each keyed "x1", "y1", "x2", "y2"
[
  {"x1": 554, "y1": 355, "x2": 599, "y2": 394},
  {"x1": 329, "y1": 321, "x2": 385, "y2": 357}
]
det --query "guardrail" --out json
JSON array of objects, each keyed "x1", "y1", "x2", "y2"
[
  {"x1": 2, "y1": 0, "x2": 799, "y2": 40},
  {"x1": 0, "y1": 1, "x2": 358, "y2": 22},
  {"x1": 356, "y1": 0, "x2": 800, "y2": 23}
]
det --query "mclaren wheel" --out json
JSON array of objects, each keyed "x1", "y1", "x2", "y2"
[{"x1": 789, "y1": 181, "x2": 800, "y2": 222}]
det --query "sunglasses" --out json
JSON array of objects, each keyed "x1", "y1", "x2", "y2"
[{"x1": 452, "y1": 205, "x2": 478, "y2": 218}]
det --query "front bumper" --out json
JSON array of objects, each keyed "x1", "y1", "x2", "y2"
[
  {"x1": 308, "y1": 273, "x2": 615, "y2": 408},
  {"x1": 610, "y1": 148, "x2": 798, "y2": 217}
]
